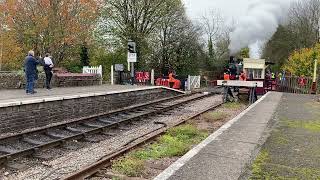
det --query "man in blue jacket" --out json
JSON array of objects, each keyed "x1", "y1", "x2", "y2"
[{"x1": 24, "y1": 50, "x2": 39, "y2": 94}]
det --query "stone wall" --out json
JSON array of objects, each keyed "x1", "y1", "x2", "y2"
[
  {"x1": 0, "y1": 72, "x2": 101, "y2": 89},
  {"x1": 0, "y1": 88, "x2": 181, "y2": 133}
]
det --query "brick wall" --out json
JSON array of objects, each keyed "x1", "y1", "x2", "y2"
[
  {"x1": 0, "y1": 88, "x2": 180, "y2": 133},
  {"x1": 0, "y1": 72, "x2": 101, "y2": 89}
]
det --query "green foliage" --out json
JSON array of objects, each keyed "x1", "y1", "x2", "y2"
[
  {"x1": 112, "y1": 124, "x2": 208, "y2": 177},
  {"x1": 250, "y1": 151, "x2": 270, "y2": 179},
  {"x1": 283, "y1": 43, "x2": 320, "y2": 76},
  {"x1": 131, "y1": 125, "x2": 208, "y2": 160},
  {"x1": 89, "y1": 47, "x2": 127, "y2": 82},
  {"x1": 62, "y1": 60, "x2": 83, "y2": 73},
  {"x1": 202, "y1": 111, "x2": 228, "y2": 122},
  {"x1": 166, "y1": 124, "x2": 208, "y2": 144},
  {"x1": 223, "y1": 102, "x2": 243, "y2": 109},
  {"x1": 101, "y1": 0, "x2": 204, "y2": 77},
  {"x1": 240, "y1": 48, "x2": 250, "y2": 58},
  {"x1": 262, "y1": 25, "x2": 297, "y2": 70},
  {"x1": 112, "y1": 157, "x2": 145, "y2": 177},
  {"x1": 283, "y1": 119, "x2": 320, "y2": 132}
]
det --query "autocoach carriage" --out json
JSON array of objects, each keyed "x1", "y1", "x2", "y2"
[{"x1": 219, "y1": 57, "x2": 275, "y2": 103}]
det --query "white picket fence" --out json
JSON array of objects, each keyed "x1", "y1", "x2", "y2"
[
  {"x1": 83, "y1": 65, "x2": 103, "y2": 84},
  {"x1": 187, "y1": 75, "x2": 201, "y2": 91},
  {"x1": 83, "y1": 65, "x2": 102, "y2": 76}
]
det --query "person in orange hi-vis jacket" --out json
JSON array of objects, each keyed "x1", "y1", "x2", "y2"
[
  {"x1": 239, "y1": 71, "x2": 247, "y2": 81},
  {"x1": 224, "y1": 73, "x2": 230, "y2": 80},
  {"x1": 168, "y1": 71, "x2": 175, "y2": 88}
]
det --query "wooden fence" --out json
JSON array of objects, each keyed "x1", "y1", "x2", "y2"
[{"x1": 276, "y1": 76, "x2": 314, "y2": 94}]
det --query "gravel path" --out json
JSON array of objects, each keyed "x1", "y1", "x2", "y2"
[{"x1": 1, "y1": 95, "x2": 222, "y2": 180}]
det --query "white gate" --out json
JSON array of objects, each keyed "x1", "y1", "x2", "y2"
[
  {"x1": 83, "y1": 65, "x2": 103, "y2": 84},
  {"x1": 83, "y1": 65, "x2": 102, "y2": 76},
  {"x1": 187, "y1": 75, "x2": 201, "y2": 90}
]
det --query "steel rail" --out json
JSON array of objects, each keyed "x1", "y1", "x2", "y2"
[
  {"x1": 63, "y1": 102, "x2": 224, "y2": 180},
  {"x1": 0, "y1": 93, "x2": 214, "y2": 165},
  {"x1": 0, "y1": 93, "x2": 191, "y2": 142}
]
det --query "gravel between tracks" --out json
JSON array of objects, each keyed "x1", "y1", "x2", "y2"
[{"x1": 1, "y1": 95, "x2": 222, "y2": 180}]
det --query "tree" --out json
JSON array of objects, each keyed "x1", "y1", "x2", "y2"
[
  {"x1": 283, "y1": 44, "x2": 320, "y2": 77},
  {"x1": 100, "y1": 0, "x2": 204, "y2": 76},
  {"x1": 262, "y1": 25, "x2": 297, "y2": 67},
  {"x1": 240, "y1": 48, "x2": 250, "y2": 59},
  {"x1": 200, "y1": 10, "x2": 223, "y2": 58},
  {"x1": 147, "y1": 2, "x2": 204, "y2": 76},
  {"x1": 287, "y1": 0, "x2": 320, "y2": 48},
  {"x1": 80, "y1": 44, "x2": 90, "y2": 66},
  {"x1": 262, "y1": 0, "x2": 320, "y2": 70},
  {"x1": 198, "y1": 10, "x2": 231, "y2": 79},
  {"x1": 101, "y1": 0, "x2": 180, "y2": 67},
  {"x1": 1, "y1": 0, "x2": 100, "y2": 67}
]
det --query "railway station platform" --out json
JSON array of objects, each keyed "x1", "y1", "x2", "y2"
[
  {"x1": 155, "y1": 92, "x2": 320, "y2": 180},
  {"x1": 0, "y1": 85, "x2": 161, "y2": 104},
  {"x1": 0, "y1": 85, "x2": 183, "y2": 135}
]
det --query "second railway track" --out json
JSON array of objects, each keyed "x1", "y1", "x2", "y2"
[{"x1": 0, "y1": 92, "x2": 218, "y2": 166}]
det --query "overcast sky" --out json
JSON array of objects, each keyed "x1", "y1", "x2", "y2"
[{"x1": 183, "y1": 0, "x2": 252, "y2": 21}]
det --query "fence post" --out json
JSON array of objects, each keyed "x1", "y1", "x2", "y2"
[
  {"x1": 82, "y1": 66, "x2": 87, "y2": 74},
  {"x1": 98, "y1": 65, "x2": 103, "y2": 85},
  {"x1": 312, "y1": 59, "x2": 318, "y2": 94},
  {"x1": 111, "y1": 65, "x2": 114, "y2": 85},
  {"x1": 151, "y1": 69, "x2": 154, "y2": 85},
  {"x1": 188, "y1": 75, "x2": 191, "y2": 91}
]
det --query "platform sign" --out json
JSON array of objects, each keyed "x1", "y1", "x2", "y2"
[
  {"x1": 217, "y1": 80, "x2": 264, "y2": 88},
  {"x1": 127, "y1": 52, "x2": 137, "y2": 63},
  {"x1": 115, "y1": 64, "x2": 124, "y2": 72}
]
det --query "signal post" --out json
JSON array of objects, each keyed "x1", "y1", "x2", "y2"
[{"x1": 127, "y1": 40, "x2": 137, "y2": 85}]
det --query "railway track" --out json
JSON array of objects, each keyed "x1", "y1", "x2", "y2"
[
  {"x1": 63, "y1": 100, "x2": 224, "y2": 180},
  {"x1": 0, "y1": 92, "x2": 217, "y2": 166}
]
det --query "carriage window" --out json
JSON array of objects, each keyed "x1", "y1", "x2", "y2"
[{"x1": 245, "y1": 69, "x2": 262, "y2": 79}]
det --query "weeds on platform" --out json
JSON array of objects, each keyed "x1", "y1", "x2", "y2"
[
  {"x1": 250, "y1": 150, "x2": 270, "y2": 179},
  {"x1": 284, "y1": 119, "x2": 320, "y2": 132},
  {"x1": 112, "y1": 124, "x2": 208, "y2": 177},
  {"x1": 250, "y1": 149, "x2": 320, "y2": 179}
]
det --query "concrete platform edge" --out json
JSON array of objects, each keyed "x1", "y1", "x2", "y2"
[
  {"x1": 0, "y1": 86, "x2": 184, "y2": 108},
  {"x1": 153, "y1": 92, "x2": 272, "y2": 180}
]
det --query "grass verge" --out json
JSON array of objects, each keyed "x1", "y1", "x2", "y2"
[
  {"x1": 223, "y1": 102, "x2": 242, "y2": 109},
  {"x1": 202, "y1": 111, "x2": 228, "y2": 122},
  {"x1": 112, "y1": 124, "x2": 208, "y2": 177}
]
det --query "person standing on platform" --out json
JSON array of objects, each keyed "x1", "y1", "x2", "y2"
[
  {"x1": 24, "y1": 50, "x2": 39, "y2": 94},
  {"x1": 43, "y1": 53, "x2": 54, "y2": 90},
  {"x1": 239, "y1": 71, "x2": 247, "y2": 81},
  {"x1": 223, "y1": 69, "x2": 234, "y2": 100},
  {"x1": 168, "y1": 70, "x2": 175, "y2": 88}
]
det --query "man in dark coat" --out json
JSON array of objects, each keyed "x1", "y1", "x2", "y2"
[{"x1": 24, "y1": 50, "x2": 39, "y2": 94}]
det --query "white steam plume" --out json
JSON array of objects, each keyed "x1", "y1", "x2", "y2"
[{"x1": 229, "y1": 0, "x2": 293, "y2": 58}]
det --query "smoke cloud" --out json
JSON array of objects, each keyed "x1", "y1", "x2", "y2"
[{"x1": 229, "y1": 0, "x2": 293, "y2": 58}]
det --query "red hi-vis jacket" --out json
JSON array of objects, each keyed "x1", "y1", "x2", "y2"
[
  {"x1": 224, "y1": 73, "x2": 230, "y2": 80},
  {"x1": 240, "y1": 73, "x2": 247, "y2": 81}
]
